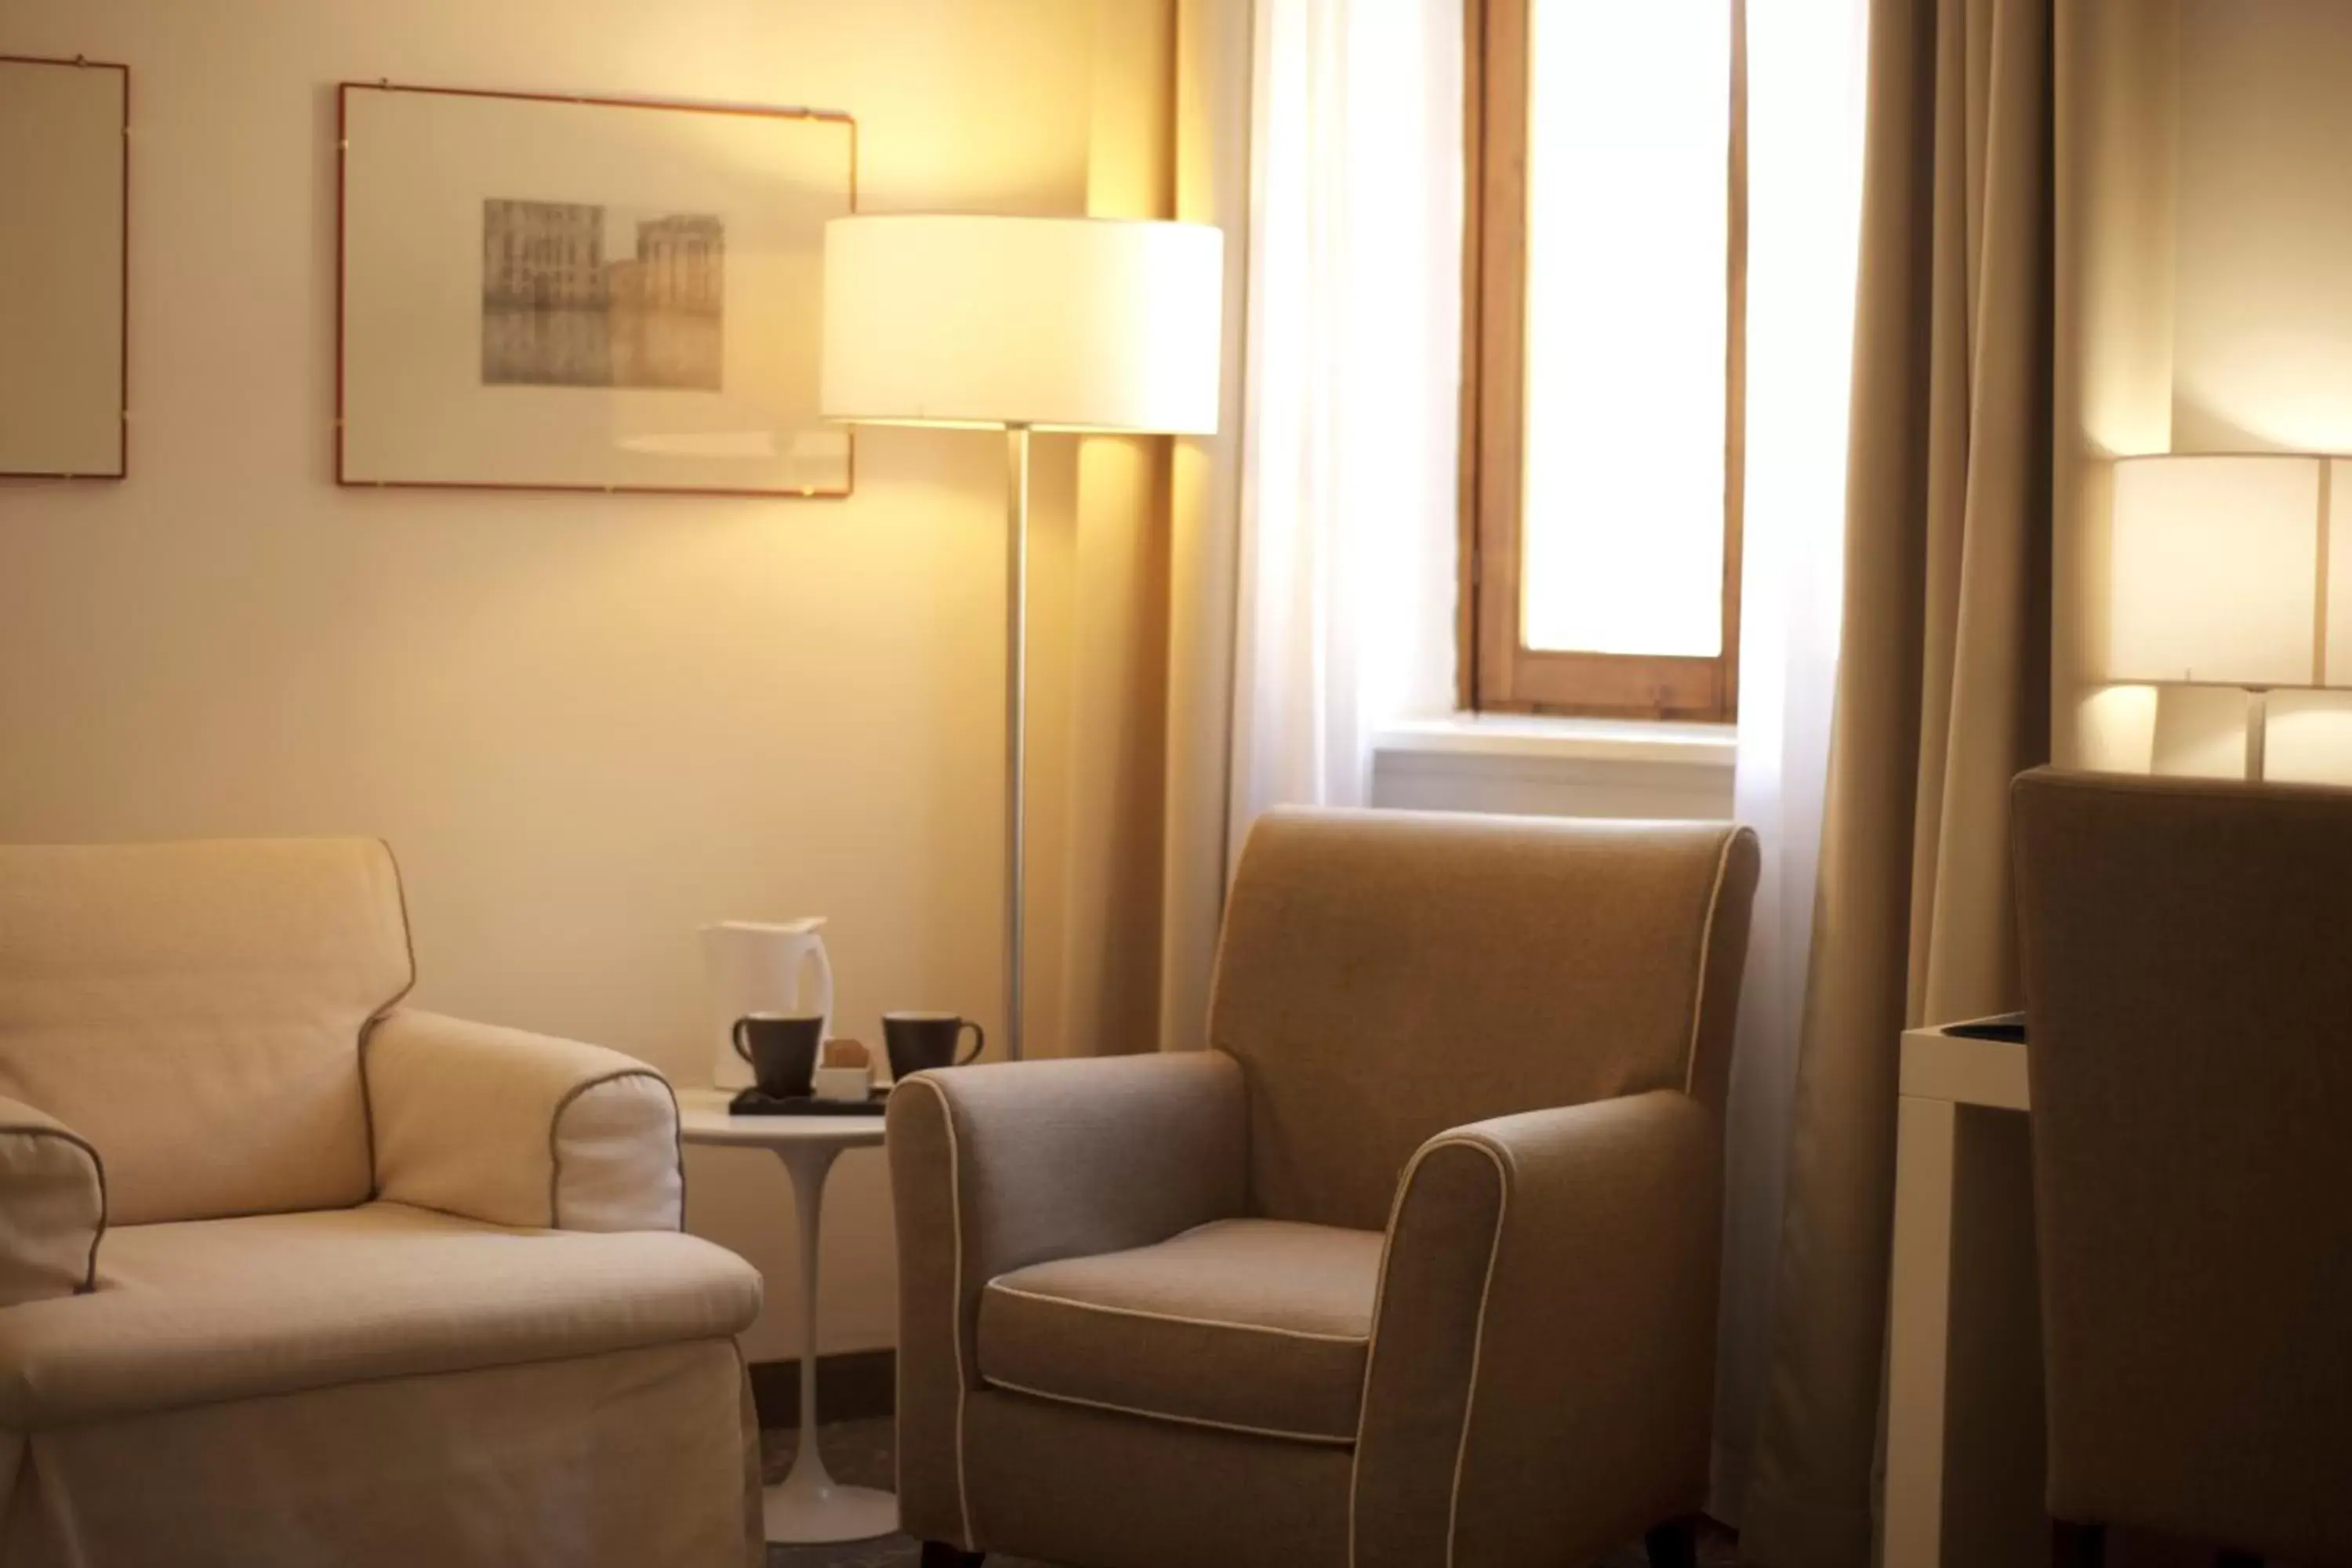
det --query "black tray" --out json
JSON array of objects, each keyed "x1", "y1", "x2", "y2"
[
  {"x1": 728, "y1": 1085, "x2": 890, "y2": 1116},
  {"x1": 1941, "y1": 1012, "x2": 2027, "y2": 1044}
]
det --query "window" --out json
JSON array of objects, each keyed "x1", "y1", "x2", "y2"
[{"x1": 1460, "y1": 0, "x2": 1748, "y2": 720}]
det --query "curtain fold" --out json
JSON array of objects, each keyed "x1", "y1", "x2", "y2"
[
  {"x1": 1227, "y1": 0, "x2": 1463, "y2": 848},
  {"x1": 1159, "y1": 0, "x2": 1256, "y2": 1053},
  {"x1": 1230, "y1": 0, "x2": 1367, "y2": 827},
  {"x1": 1740, "y1": 0, "x2": 2055, "y2": 1561},
  {"x1": 1038, "y1": 0, "x2": 1183, "y2": 1062},
  {"x1": 1716, "y1": 0, "x2": 1871, "y2": 1524}
]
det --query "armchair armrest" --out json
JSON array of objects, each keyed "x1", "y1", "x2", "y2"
[
  {"x1": 0, "y1": 1095, "x2": 106, "y2": 1306},
  {"x1": 1352, "y1": 1090, "x2": 1722, "y2": 1568},
  {"x1": 886, "y1": 1051, "x2": 1248, "y2": 1548},
  {"x1": 364, "y1": 1009, "x2": 682, "y2": 1232}
]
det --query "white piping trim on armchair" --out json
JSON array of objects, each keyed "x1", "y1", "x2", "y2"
[
  {"x1": 979, "y1": 1374, "x2": 1359, "y2": 1446},
  {"x1": 1441, "y1": 1139, "x2": 1511, "y2": 1568},
  {"x1": 1682, "y1": 829, "x2": 1743, "y2": 1097},
  {"x1": 1345, "y1": 1134, "x2": 1511, "y2": 1568},
  {"x1": 982, "y1": 1278, "x2": 1372, "y2": 1344},
  {"x1": 900, "y1": 1075, "x2": 977, "y2": 1552}
]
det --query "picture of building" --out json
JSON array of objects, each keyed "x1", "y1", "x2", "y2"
[{"x1": 481, "y1": 199, "x2": 724, "y2": 390}]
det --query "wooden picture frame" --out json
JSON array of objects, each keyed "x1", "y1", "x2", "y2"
[
  {"x1": 336, "y1": 82, "x2": 855, "y2": 498},
  {"x1": 0, "y1": 55, "x2": 129, "y2": 481}
]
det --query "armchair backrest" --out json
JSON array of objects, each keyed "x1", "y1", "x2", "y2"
[
  {"x1": 2013, "y1": 768, "x2": 2352, "y2": 1563},
  {"x1": 1208, "y1": 808, "x2": 1759, "y2": 1230},
  {"x1": 0, "y1": 839, "x2": 413, "y2": 1225}
]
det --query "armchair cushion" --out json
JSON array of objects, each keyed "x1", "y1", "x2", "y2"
[
  {"x1": 1210, "y1": 811, "x2": 1757, "y2": 1230},
  {"x1": 365, "y1": 1009, "x2": 683, "y2": 1232},
  {"x1": 0, "y1": 839, "x2": 412, "y2": 1225},
  {"x1": 887, "y1": 1050, "x2": 1250, "y2": 1550},
  {"x1": 0, "y1": 1201, "x2": 761, "y2": 1431},
  {"x1": 978, "y1": 1218, "x2": 1381, "y2": 1443},
  {"x1": 0, "y1": 1095, "x2": 104, "y2": 1307}
]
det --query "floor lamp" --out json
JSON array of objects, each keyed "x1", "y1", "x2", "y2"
[
  {"x1": 820, "y1": 216, "x2": 1224, "y2": 1059},
  {"x1": 2108, "y1": 453, "x2": 2345, "y2": 780}
]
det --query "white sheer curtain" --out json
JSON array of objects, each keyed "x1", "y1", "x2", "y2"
[
  {"x1": 1714, "y1": 0, "x2": 1871, "y2": 1525},
  {"x1": 1227, "y1": 0, "x2": 1462, "y2": 846}
]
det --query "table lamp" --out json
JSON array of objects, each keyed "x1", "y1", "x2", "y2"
[
  {"x1": 822, "y1": 215, "x2": 1224, "y2": 1058},
  {"x1": 2107, "y1": 452, "x2": 2346, "y2": 779}
]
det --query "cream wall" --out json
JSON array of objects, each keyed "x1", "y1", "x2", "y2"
[
  {"x1": 2164, "y1": 0, "x2": 2352, "y2": 783},
  {"x1": 2062, "y1": 0, "x2": 2352, "y2": 785},
  {"x1": 2172, "y1": 0, "x2": 2352, "y2": 458},
  {"x1": 0, "y1": 0, "x2": 1169, "y2": 1363}
]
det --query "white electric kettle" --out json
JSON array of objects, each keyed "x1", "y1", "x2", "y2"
[{"x1": 699, "y1": 919, "x2": 835, "y2": 1089}]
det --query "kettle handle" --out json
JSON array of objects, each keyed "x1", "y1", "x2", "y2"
[{"x1": 804, "y1": 940, "x2": 835, "y2": 1041}]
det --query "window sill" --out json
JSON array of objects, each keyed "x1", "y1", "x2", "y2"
[
  {"x1": 1372, "y1": 713, "x2": 1737, "y2": 768},
  {"x1": 1369, "y1": 714, "x2": 1736, "y2": 822}
]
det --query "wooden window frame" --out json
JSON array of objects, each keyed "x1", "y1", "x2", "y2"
[{"x1": 1458, "y1": 0, "x2": 1748, "y2": 721}]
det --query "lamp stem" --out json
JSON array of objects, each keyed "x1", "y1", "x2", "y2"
[
  {"x1": 2245, "y1": 687, "x2": 2269, "y2": 783},
  {"x1": 1004, "y1": 423, "x2": 1031, "y2": 1061}
]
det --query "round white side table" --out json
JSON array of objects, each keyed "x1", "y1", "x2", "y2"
[{"x1": 677, "y1": 1088, "x2": 898, "y2": 1546}]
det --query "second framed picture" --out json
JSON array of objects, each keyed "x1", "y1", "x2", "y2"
[
  {"x1": 338, "y1": 82, "x2": 853, "y2": 497},
  {"x1": 0, "y1": 55, "x2": 129, "y2": 480}
]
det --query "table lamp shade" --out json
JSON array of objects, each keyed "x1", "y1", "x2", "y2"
[
  {"x1": 2107, "y1": 453, "x2": 2347, "y2": 688},
  {"x1": 820, "y1": 216, "x2": 1224, "y2": 434}
]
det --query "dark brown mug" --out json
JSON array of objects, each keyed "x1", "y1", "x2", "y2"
[
  {"x1": 732, "y1": 1012, "x2": 823, "y2": 1098},
  {"x1": 882, "y1": 1011, "x2": 984, "y2": 1080}
]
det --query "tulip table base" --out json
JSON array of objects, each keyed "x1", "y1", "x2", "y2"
[{"x1": 677, "y1": 1091, "x2": 898, "y2": 1545}]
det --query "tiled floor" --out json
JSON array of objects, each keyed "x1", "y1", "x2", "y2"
[{"x1": 761, "y1": 1419, "x2": 1740, "y2": 1567}]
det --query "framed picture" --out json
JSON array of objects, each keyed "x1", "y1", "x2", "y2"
[
  {"x1": 0, "y1": 56, "x2": 129, "y2": 481},
  {"x1": 337, "y1": 83, "x2": 854, "y2": 497}
]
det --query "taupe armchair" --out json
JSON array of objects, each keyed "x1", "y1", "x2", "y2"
[
  {"x1": 2015, "y1": 769, "x2": 2352, "y2": 1568},
  {"x1": 887, "y1": 808, "x2": 1759, "y2": 1568}
]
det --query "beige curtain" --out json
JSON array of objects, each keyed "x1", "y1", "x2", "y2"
[
  {"x1": 1739, "y1": 0, "x2": 2055, "y2": 1562},
  {"x1": 1029, "y1": 2, "x2": 1181, "y2": 1063},
  {"x1": 1157, "y1": 0, "x2": 1255, "y2": 1053},
  {"x1": 1022, "y1": 0, "x2": 1250, "y2": 1062}
]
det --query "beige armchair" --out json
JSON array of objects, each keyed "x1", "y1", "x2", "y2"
[
  {"x1": 887, "y1": 808, "x2": 1759, "y2": 1568},
  {"x1": 0, "y1": 840, "x2": 764, "y2": 1568}
]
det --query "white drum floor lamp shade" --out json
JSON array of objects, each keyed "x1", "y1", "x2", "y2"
[
  {"x1": 821, "y1": 215, "x2": 1225, "y2": 1059},
  {"x1": 2107, "y1": 452, "x2": 2351, "y2": 779},
  {"x1": 823, "y1": 216, "x2": 1223, "y2": 434}
]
